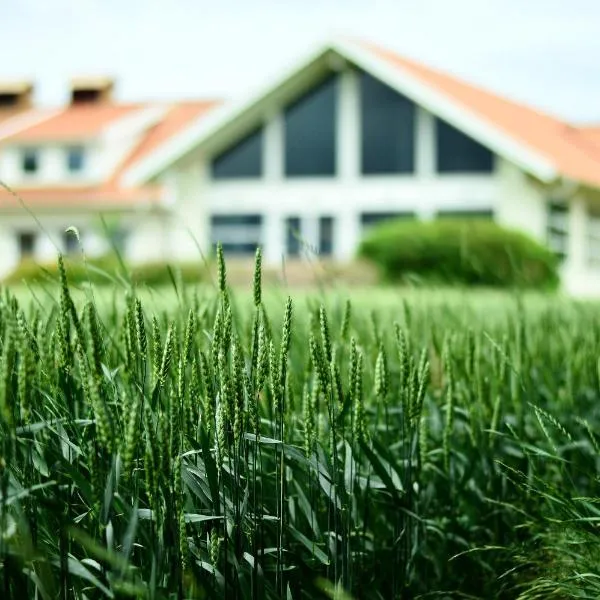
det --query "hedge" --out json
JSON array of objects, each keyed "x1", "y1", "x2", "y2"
[
  {"x1": 4, "y1": 255, "x2": 206, "y2": 287},
  {"x1": 359, "y1": 218, "x2": 559, "y2": 288}
]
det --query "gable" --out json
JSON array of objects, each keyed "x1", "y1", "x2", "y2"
[{"x1": 122, "y1": 38, "x2": 564, "y2": 187}]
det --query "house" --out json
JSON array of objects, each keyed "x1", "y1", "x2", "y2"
[
  {"x1": 1, "y1": 38, "x2": 600, "y2": 295},
  {"x1": 0, "y1": 76, "x2": 221, "y2": 269}
]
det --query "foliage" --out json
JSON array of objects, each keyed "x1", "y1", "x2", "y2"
[
  {"x1": 359, "y1": 218, "x2": 560, "y2": 288},
  {"x1": 0, "y1": 248, "x2": 598, "y2": 599},
  {"x1": 4, "y1": 254, "x2": 205, "y2": 287}
]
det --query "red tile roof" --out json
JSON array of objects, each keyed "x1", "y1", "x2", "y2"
[
  {"x1": 5, "y1": 103, "x2": 143, "y2": 141},
  {"x1": 0, "y1": 100, "x2": 221, "y2": 209},
  {"x1": 357, "y1": 39, "x2": 600, "y2": 187}
]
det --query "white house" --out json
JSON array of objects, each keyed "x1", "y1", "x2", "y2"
[{"x1": 1, "y1": 38, "x2": 600, "y2": 295}]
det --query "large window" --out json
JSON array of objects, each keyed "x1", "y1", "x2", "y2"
[
  {"x1": 284, "y1": 75, "x2": 337, "y2": 177},
  {"x1": 587, "y1": 207, "x2": 600, "y2": 267},
  {"x1": 211, "y1": 127, "x2": 264, "y2": 179},
  {"x1": 547, "y1": 201, "x2": 569, "y2": 260},
  {"x1": 360, "y1": 73, "x2": 415, "y2": 174},
  {"x1": 210, "y1": 214, "x2": 262, "y2": 255},
  {"x1": 21, "y1": 148, "x2": 39, "y2": 174},
  {"x1": 435, "y1": 118, "x2": 494, "y2": 173}
]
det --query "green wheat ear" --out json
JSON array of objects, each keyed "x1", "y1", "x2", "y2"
[
  {"x1": 216, "y1": 242, "x2": 227, "y2": 294},
  {"x1": 253, "y1": 246, "x2": 263, "y2": 307}
]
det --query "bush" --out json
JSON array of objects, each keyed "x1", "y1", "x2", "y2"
[
  {"x1": 4, "y1": 255, "x2": 205, "y2": 287},
  {"x1": 359, "y1": 218, "x2": 560, "y2": 288}
]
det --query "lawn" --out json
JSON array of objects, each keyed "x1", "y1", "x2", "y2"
[{"x1": 1, "y1": 253, "x2": 599, "y2": 598}]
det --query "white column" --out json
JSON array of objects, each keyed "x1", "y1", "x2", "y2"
[
  {"x1": 336, "y1": 68, "x2": 360, "y2": 180},
  {"x1": 265, "y1": 109, "x2": 283, "y2": 180},
  {"x1": 0, "y1": 226, "x2": 18, "y2": 277},
  {"x1": 335, "y1": 212, "x2": 361, "y2": 261},
  {"x1": 264, "y1": 212, "x2": 284, "y2": 265},
  {"x1": 416, "y1": 107, "x2": 435, "y2": 179},
  {"x1": 36, "y1": 231, "x2": 58, "y2": 263}
]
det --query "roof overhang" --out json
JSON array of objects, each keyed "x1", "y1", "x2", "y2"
[{"x1": 122, "y1": 37, "x2": 559, "y2": 187}]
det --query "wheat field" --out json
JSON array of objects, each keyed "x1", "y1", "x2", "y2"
[{"x1": 1, "y1": 248, "x2": 599, "y2": 599}]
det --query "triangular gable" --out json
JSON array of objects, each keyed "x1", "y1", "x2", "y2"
[{"x1": 122, "y1": 38, "x2": 561, "y2": 187}]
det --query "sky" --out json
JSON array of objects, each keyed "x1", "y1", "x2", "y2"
[{"x1": 2, "y1": 0, "x2": 600, "y2": 123}]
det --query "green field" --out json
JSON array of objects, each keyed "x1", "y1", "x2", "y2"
[{"x1": 1, "y1": 253, "x2": 600, "y2": 599}]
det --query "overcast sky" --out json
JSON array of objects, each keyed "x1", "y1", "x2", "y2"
[{"x1": 2, "y1": 0, "x2": 599, "y2": 123}]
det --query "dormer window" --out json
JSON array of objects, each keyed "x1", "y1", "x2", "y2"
[
  {"x1": 21, "y1": 148, "x2": 39, "y2": 174},
  {"x1": 67, "y1": 146, "x2": 85, "y2": 173}
]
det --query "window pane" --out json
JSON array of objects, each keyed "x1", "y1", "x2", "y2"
[
  {"x1": 211, "y1": 128, "x2": 264, "y2": 179},
  {"x1": 360, "y1": 211, "x2": 415, "y2": 229},
  {"x1": 435, "y1": 118, "x2": 494, "y2": 173},
  {"x1": 319, "y1": 216, "x2": 334, "y2": 256},
  {"x1": 18, "y1": 231, "x2": 36, "y2": 259},
  {"x1": 284, "y1": 75, "x2": 337, "y2": 177},
  {"x1": 586, "y1": 208, "x2": 600, "y2": 266},
  {"x1": 360, "y1": 72, "x2": 415, "y2": 174},
  {"x1": 22, "y1": 148, "x2": 38, "y2": 173},
  {"x1": 67, "y1": 146, "x2": 85, "y2": 172},
  {"x1": 286, "y1": 217, "x2": 302, "y2": 256},
  {"x1": 437, "y1": 209, "x2": 494, "y2": 219},
  {"x1": 210, "y1": 214, "x2": 262, "y2": 256},
  {"x1": 547, "y1": 201, "x2": 569, "y2": 260}
]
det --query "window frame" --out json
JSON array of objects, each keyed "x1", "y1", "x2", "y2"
[{"x1": 210, "y1": 214, "x2": 263, "y2": 256}]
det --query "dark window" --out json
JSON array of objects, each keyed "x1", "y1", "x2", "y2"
[
  {"x1": 284, "y1": 75, "x2": 337, "y2": 177},
  {"x1": 67, "y1": 146, "x2": 85, "y2": 172},
  {"x1": 63, "y1": 229, "x2": 80, "y2": 254},
  {"x1": 18, "y1": 232, "x2": 36, "y2": 259},
  {"x1": 437, "y1": 209, "x2": 494, "y2": 219},
  {"x1": 360, "y1": 211, "x2": 415, "y2": 228},
  {"x1": 360, "y1": 73, "x2": 415, "y2": 174},
  {"x1": 71, "y1": 89, "x2": 101, "y2": 104},
  {"x1": 547, "y1": 201, "x2": 569, "y2": 260},
  {"x1": 319, "y1": 216, "x2": 334, "y2": 256},
  {"x1": 210, "y1": 214, "x2": 262, "y2": 256},
  {"x1": 435, "y1": 118, "x2": 494, "y2": 173},
  {"x1": 0, "y1": 94, "x2": 18, "y2": 107},
  {"x1": 211, "y1": 127, "x2": 264, "y2": 179},
  {"x1": 22, "y1": 148, "x2": 39, "y2": 174},
  {"x1": 286, "y1": 217, "x2": 302, "y2": 256}
]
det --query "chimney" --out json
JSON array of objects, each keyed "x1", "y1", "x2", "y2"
[
  {"x1": 70, "y1": 76, "x2": 114, "y2": 105},
  {"x1": 0, "y1": 81, "x2": 34, "y2": 110}
]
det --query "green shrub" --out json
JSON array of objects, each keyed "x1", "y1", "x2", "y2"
[
  {"x1": 359, "y1": 218, "x2": 559, "y2": 288},
  {"x1": 4, "y1": 255, "x2": 205, "y2": 287}
]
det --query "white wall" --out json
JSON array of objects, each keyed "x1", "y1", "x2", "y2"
[{"x1": 495, "y1": 158, "x2": 547, "y2": 241}]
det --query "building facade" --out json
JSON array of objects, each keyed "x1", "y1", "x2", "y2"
[{"x1": 1, "y1": 39, "x2": 600, "y2": 295}]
